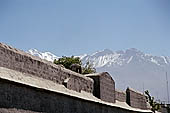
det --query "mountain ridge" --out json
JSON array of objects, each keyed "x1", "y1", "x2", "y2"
[
  {"x1": 80, "y1": 48, "x2": 170, "y2": 68},
  {"x1": 27, "y1": 49, "x2": 59, "y2": 62},
  {"x1": 27, "y1": 48, "x2": 170, "y2": 67}
]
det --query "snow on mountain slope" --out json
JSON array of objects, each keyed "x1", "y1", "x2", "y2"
[
  {"x1": 81, "y1": 48, "x2": 170, "y2": 67},
  {"x1": 28, "y1": 48, "x2": 170, "y2": 68},
  {"x1": 28, "y1": 48, "x2": 170, "y2": 102},
  {"x1": 27, "y1": 49, "x2": 59, "y2": 62}
]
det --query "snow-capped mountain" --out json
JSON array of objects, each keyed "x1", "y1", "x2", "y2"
[
  {"x1": 27, "y1": 48, "x2": 170, "y2": 102},
  {"x1": 80, "y1": 48, "x2": 170, "y2": 68},
  {"x1": 27, "y1": 49, "x2": 59, "y2": 62}
]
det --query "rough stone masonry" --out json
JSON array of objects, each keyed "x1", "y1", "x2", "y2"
[
  {"x1": 126, "y1": 88, "x2": 148, "y2": 110},
  {"x1": 0, "y1": 66, "x2": 151, "y2": 113},
  {"x1": 0, "y1": 42, "x2": 151, "y2": 113},
  {"x1": 0, "y1": 43, "x2": 93, "y2": 93},
  {"x1": 86, "y1": 72, "x2": 116, "y2": 103}
]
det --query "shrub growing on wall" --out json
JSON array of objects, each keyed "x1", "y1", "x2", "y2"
[
  {"x1": 82, "y1": 61, "x2": 96, "y2": 74},
  {"x1": 54, "y1": 56, "x2": 81, "y2": 70},
  {"x1": 145, "y1": 90, "x2": 160, "y2": 113},
  {"x1": 54, "y1": 56, "x2": 96, "y2": 74}
]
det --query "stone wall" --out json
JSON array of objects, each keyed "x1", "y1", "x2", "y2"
[
  {"x1": 0, "y1": 77, "x2": 151, "y2": 113},
  {"x1": 126, "y1": 88, "x2": 147, "y2": 110},
  {"x1": 86, "y1": 72, "x2": 115, "y2": 103},
  {"x1": 0, "y1": 43, "x2": 93, "y2": 93},
  {"x1": 0, "y1": 108, "x2": 42, "y2": 113},
  {"x1": 0, "y1": 43, "x2": 150, "y2": 111},
  {"x1": 115, "y1": 90, "x2": 126, "y2": 102}
]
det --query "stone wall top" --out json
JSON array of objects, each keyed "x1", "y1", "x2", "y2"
[
  {"x1": 115, "y1": 89, "x2": 126, "y2": 102},
  {"x1": 0, "y1": 66, "x2": 152, "y2": 113},
  {"x1": 86, "y1": 72, "x2": 115, "y2": 103},
  {"x1": 115, "y1": 89, "x2": 126, "y2": 94},
  {"x1": 0, "y1": 43, "x2": 92, "y2": 81},
  {"x1": 0, "y1": 42, "x2": 93, "y2": 93},
  {"x1": 86, "y1": 72, "x2": 115, "y2": 82},
  {"x1": 126, "y1": 87, "x2": 148, "y2": 110},
  {"x1": 127, "y1": 87, "x2": 144, "y2": 95}
]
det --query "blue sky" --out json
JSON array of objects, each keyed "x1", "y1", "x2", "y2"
[{"x1": 0, "y1": 0, "x2": 170, "y2": 56}]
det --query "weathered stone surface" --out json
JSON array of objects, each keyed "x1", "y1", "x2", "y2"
[
  {"x1": 0, "y1": 43, "x2": 151, "y2": 112},
  {"x1": 0, "y1": 77, "x2": 151, "y2": 113},
  {"x1": 115, "y1": 90, "x2": 126, "y2": 102},
  {"x1": 70, "y1": 64, "x2": 82, "y2": 74},
  {"x1": 0, "y1": 67, "x2": 152, "y2": 113},
  {"x1": 126, "y1": 88, "x2": 148, "y2": 110},
  {"x1": 86, "y1": 72, "x2": 116, "y2": 103},
  {"x1": 0, "y1": 43, "x2": 93, "y2": 93},
  {"x1": 0, "y1": 108, "x2": 42, "y2": 113}
]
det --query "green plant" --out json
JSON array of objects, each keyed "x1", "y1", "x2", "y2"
[
  {"x1": 82, "y1": 61, "x2": 96, "y2": 74},
  {"x1": 54, "y1": 56, "x2": 96, "y2": 74},
  {"x1": 145, "y1": 90, "x2": 161, "y2": 113},
  {"x1": 54, "y1": 56, "x2": 81, "y2": 70}
]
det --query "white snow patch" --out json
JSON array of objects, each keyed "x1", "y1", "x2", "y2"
[
  {"x1": 145, "y1": 53, "x2": 152, "y2": 57},
  {"x1": 79, "y1": 54, "x2": 87, "y2": 59},
  {"x1": 151, "y1": 58, "x2": 160, "y2": 65},
  {"x1": 161, "y1": 56, "x2": 168, "y2": 64},
  {"x1": 27, "y1": 49, "x2": 59, "y2": 62},
  {"x1": 92, "y1": 54, "x2": 121, "y2": 68},
  {"x1": 127, "y1": 56, "x2": 133, "y2": 64}
]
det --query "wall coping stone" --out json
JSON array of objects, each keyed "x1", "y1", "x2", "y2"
[
  {"x1": 115, "y1": 89, "x2": 126, "y2": 94},
  {"x1": 0, "y1": 67, "x2": 151, "y2": 113},
  {"x1": 127, "y1": 87, "x2": 144, "y2": 95}
]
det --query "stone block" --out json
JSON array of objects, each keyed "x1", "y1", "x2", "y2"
[
  {"x1": 86, "y1": 72, "x2": 115, "y2": 103},
  {"x1": 126, "y1": 87, "x2": 147, "y2": 110},
  {"x1": 115, "y1": 89, "x2": 126, "y2": 102}
]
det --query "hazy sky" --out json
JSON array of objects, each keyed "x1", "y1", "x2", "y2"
[{"x1": 0, "y1": 0, "x2": 170, "y2": 56}]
